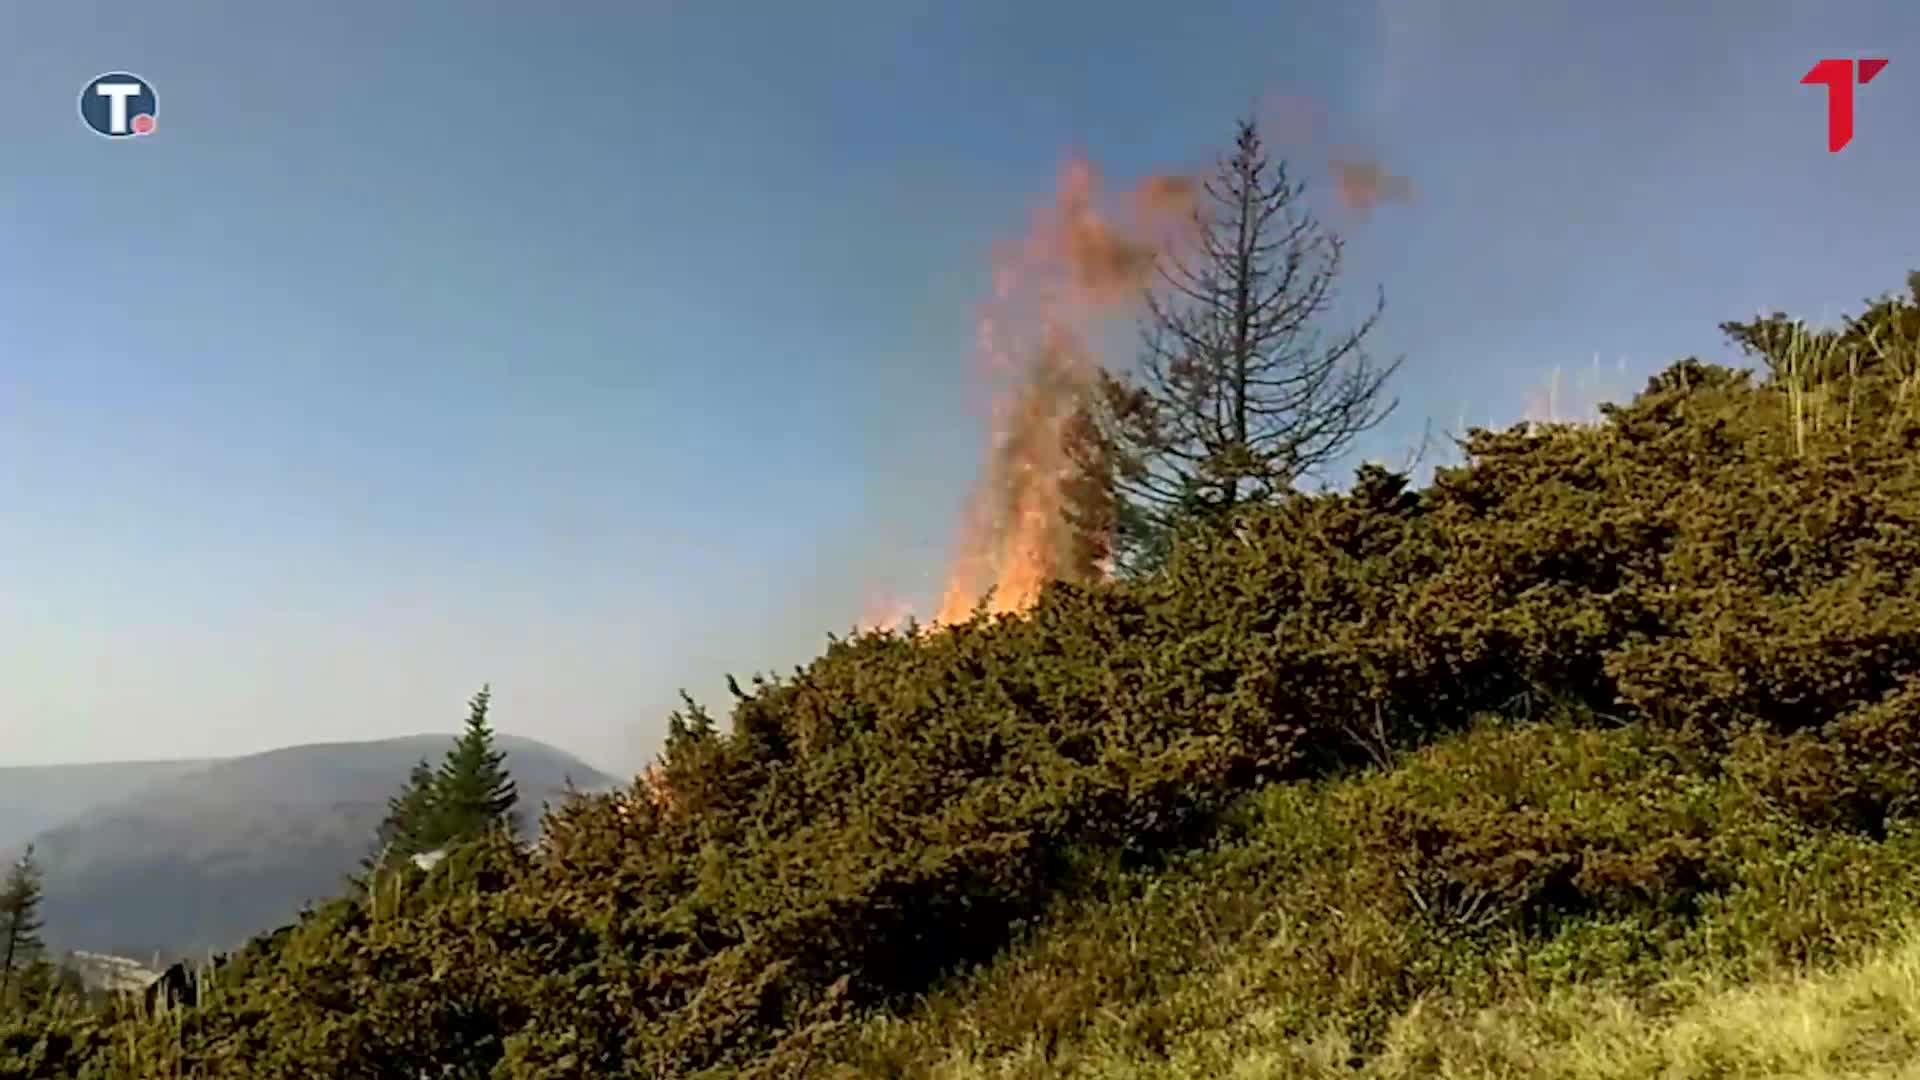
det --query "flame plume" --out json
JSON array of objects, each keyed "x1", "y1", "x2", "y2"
[{"x1": 931, "y1": 158, "x2": 1195, "y2": 626}]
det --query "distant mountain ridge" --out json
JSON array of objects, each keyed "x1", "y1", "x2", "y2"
[
  {"x1": 12, "y1": 733, "x2": 620, "y2": 964},
  {"x1": 0, "y1": 758, "x2": 216, "y2": 854}
]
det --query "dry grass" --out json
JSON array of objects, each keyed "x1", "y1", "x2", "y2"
[
  {"x1": 1520, "y1": 354, "x2": 1634, "y2": 433},
  {"x1": 1352, "y1": 933, "x2": 1920, "y2": 1079},
  {"x1": 963, "y1": 925, "x2": 1920, "y2": 1079},
  {"x1": 1768, "y1": 315, "x2": 1920, "y2": 457},
  {"x1": 1426, "y1": 353, "x2": 1634, "y2": 477},
  {"x1": 848, "y1": 881, "x2": 1920, "y2": 1080}
]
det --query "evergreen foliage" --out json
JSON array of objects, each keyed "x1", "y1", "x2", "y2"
[
  {"x1": 7, "y1": 277, "x2": 1920, "y2": 1077},
  {"x1": 432, "y1": 685, "x2": 521, "y2": 844},
  {"x1": 363, "y1": 686, "x2": 522, "y2": 879},
  {"x1": 0, "y1": 850, "x2": 43, "y2": 1008},
  {"x1": 364, "y1": 758, "x2": 441, "y2": 873}
]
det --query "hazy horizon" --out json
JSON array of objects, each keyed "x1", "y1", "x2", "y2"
[
  {"x1": 0, "y1": 727, "x2": 616, "y2": 773},
  {"x1": 5, "y1": 1, "x2": 1917, "y2": 772}
]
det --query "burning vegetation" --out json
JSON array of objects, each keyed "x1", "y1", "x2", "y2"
[
  {"x1": 863, "y1": 116, "x2": 1402, "y2": 636},
  {"x1": 920, "y1": 159, "x2": 1198, "y2": 628}
]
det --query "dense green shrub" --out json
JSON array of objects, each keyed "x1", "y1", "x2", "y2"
[
  {"x1": 10, "y1": 276, "x2": 1920, "y2": 1077},
  {"x1": 1338, "y1": 721, "x2": 1725, "y2": 932},
  {"x1": 813, "y1": 719, "x2": 1920, "y2": 1078},
  {"x1": 0, "y1": 1014, "x2": 111, "y2": 1080}
]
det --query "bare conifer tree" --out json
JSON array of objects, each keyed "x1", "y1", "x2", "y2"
[{"x1": 1096, "y1": 117, "x2": 1401, "y2": 572}]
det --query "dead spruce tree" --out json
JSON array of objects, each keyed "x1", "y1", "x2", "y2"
[{"x1": 1095, "y1": 117, "x2": 1401, "y2": 573}]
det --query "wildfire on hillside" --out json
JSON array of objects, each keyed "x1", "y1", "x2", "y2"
[
  {"x1": 858, "y1": 124, "x2": 1401, "y2": 638},
  {"x1": 916, "y1": 157, "x2": 1196, "y2": 629}
]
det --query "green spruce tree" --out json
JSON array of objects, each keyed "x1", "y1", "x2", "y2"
[
  {"x1": 361, "y1": 685, "x2": 523, "y2": 884},
  {"x1": 432, "y1": 684, "x2": 521, "y2": 844},
  {"x1": 0, "y1": 846, "x2": 46, "y2": 1005},
  {"x1": 363, "y1": 758, "x2": 442, "y2": 874}
]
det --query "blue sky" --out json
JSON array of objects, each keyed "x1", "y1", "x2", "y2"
[{"x1": 2, "y1": 1, "x2": 1915, "y2": 771}]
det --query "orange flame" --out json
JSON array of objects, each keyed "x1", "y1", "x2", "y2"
[
  {"x1": 931, "y1": 157, "x2": 1196, "y2": 626},
  {"x1": 1255, "y1": 93, "x2": 1412, "y2": 218},
  {"x1": 860, "y1": 112, "x2": 1401, "y2": 634},
  {"x1": 1330, "y1": 156, "x2": 1412, "y2": 213},
  {"x1": 613, "y1": 762, "x2": 674, "y2": 822}
]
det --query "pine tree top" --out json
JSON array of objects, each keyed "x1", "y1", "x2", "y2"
[
  {"x1": 435, "y1": 684, "x2": 521, "y2": 839},
  {"x1": 0, "y1": 845, "x2": 46, "y2": 944}
]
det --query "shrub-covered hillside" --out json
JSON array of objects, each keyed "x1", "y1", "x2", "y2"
[
  {"x1": 6, "y1": 277, "x2": 1920, "y2": 1078},
  {"x1": 824, "y1": 718, "x2": 1920, "y2": 1077}
]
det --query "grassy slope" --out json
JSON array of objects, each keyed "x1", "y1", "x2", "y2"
[{"x1": 818, "y1": 719, "x2": 1920, "y2": 1079}]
